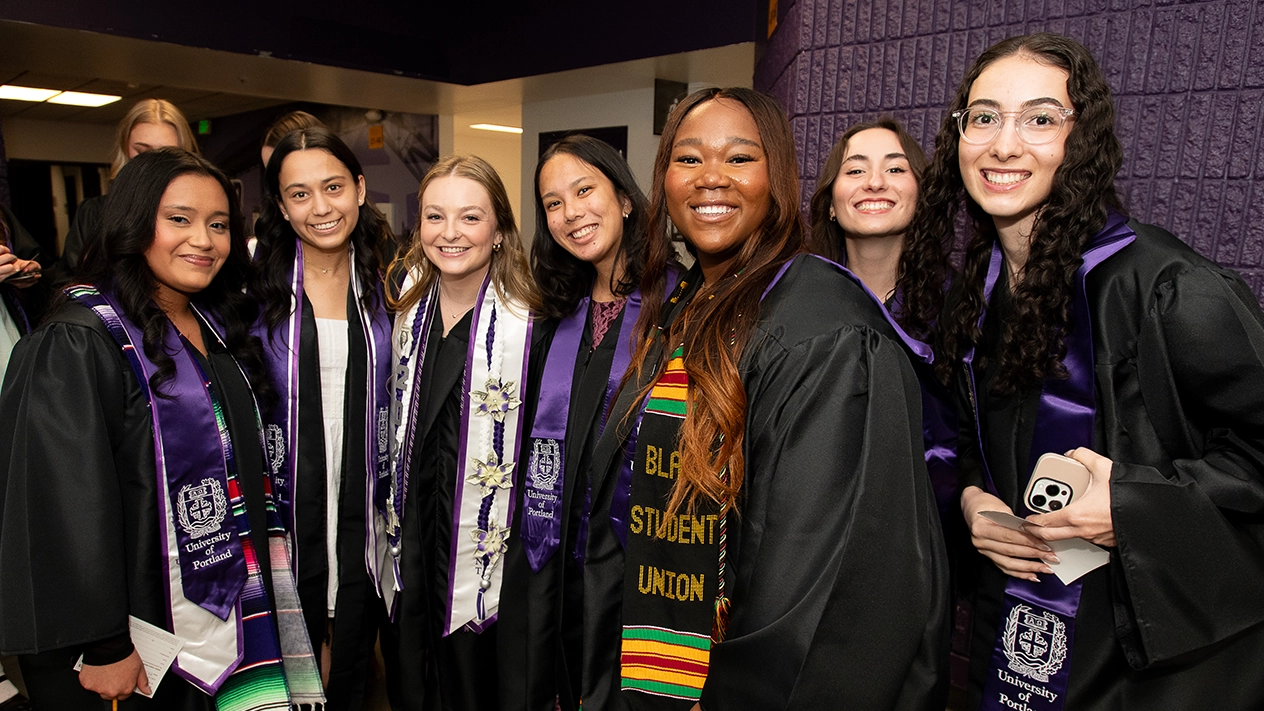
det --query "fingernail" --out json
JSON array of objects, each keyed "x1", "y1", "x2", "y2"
[
  {"x1": 1039, "y1": 544, "x2": 1053, "y2": 552},
  {"x1": 1042, "y1": 566, "x2": 1054, "y2": 574},
  {"x1": 1044, "y1": 554, "x2": 1060, "y2": 564}
]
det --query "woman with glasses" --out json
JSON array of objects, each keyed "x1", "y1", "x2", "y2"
[{"x1": 917, "y1": 33, "x2": 1264, "y2": 709}]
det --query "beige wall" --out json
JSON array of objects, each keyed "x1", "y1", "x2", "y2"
[{"x1": 3, "y1": 117, "x2": 115, "y2": 164}]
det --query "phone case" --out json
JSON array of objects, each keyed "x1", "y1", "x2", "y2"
[{"x1": 1024, "y1": 453, "x2": 1091, "y2": 514}]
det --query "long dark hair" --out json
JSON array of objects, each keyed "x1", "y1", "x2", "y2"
[
  {"x1": 71, "y1": 147, "x2": 271, "y2": 401},
  {"x1": 926, "y1": 33, "x2": 1124, "y2": 391},
  {"x1": 253, "y1": 127, "x2": 394, "y2": 331},
  {"x1": 531, "y1": 135, "x2": 650, "y2": 320},
  {"x1": 629, "y1": 87, "x2": 804, "y2": 517},
  {"x1": 807, "y1": 116, "x2": 945, "y2": 340}
]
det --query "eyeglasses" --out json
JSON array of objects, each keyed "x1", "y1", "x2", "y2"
[{"x1": 951, "y1": 106, "x2": 1076, "y2": 145}]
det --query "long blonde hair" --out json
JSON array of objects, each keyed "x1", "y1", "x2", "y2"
[
  {"x1": 390, "y1": 155, "x2": 540, "y2": 314},
  {"x1": 109, "y1": 99, "x2": 200, "y2": 178}
]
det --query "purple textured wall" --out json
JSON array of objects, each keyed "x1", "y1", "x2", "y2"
[{"x1": 755, "y1": 0, "x2": 1264, "y2": 295}]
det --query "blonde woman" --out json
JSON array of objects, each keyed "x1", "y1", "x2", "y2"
[
  {"x1": 60, "y1": 99, "x2": 200, "y2": 274},
  {"x1": 382, "y1": 155, "x2": 547, "y2": 710}
]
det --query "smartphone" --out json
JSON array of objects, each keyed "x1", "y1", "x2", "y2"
[
  {"x1": 5, "y1": 268, "x2": 40, "y2": 286},
  {"x1": 1024, "y1": 453, "x2": 1091, "y2": 514}
]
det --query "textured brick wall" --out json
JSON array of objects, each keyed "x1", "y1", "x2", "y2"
[{"x1": 755, "y1": 0, "x2": 1264, "y2": 297}]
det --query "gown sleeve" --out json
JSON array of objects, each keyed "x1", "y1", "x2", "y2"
[
  {"x1": 0, "y1": 315, "x2": 150, "y2": 654},
  {"x1": 700, "y1": 325, "x2": 949, "y2": 710},
  {"x1": 1109, "y1": 263, "x2": 1264, "y2": 667}
]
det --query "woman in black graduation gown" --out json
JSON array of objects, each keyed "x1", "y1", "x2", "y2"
[
  {"x1": 508, "y1": 135, "x2": 659, "y2": 711},
  {"x1": 252, "y1": 127, "x2": 395, "y2": 710},
  {"x1": 807, "y1": 116, "x2": 960, "y2": 523},
  {"x1": 0, "y1": 148, "x2": 323, "y2": 710},
  {"x1": 382, "y1": 155, "x2": 547, "y2": 710},
  {"x1": 582, "y1": 87, "x2": 949, "y2": 710},
  {"x1": 925, "y1": 33, "x2": 1264, "y2": 710}
]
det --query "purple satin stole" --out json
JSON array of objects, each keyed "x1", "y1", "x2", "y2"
[
  {"x1": 67, "y1": 285, "x2": 248, "y2": 620},
  {"x1": 523, "y1": 287, "x2": 647, "y2": 572},
  {"x1": 256, "y1": 241, "x2": 393, "y2": 588},
  {"x1": 967, "y1": 213, "x2": 1136, "y2": 711}
]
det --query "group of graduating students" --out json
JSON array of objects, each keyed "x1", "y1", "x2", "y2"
[{"x1": 1, "y1": 31, "x2": 1262, "y2": 711}]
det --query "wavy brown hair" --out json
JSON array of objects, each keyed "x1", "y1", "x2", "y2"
[
  {"x1": 925, "y1": 33, "x2": 1124, "y2": 392},
  {"x1": 390, "y1": 155, "x2": 540, "y2": 315},
  {"x1": 627, "y1": 87, "x2": 804, "y2": 518},
  {"x1": 807, "y1": 116, "x2": 946, "y2": 340}
]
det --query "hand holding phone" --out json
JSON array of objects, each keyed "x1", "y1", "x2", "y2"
[{"x1": 1024, "y1": 453, "x2": 1091, "y2": 514}]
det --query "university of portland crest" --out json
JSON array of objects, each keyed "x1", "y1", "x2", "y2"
[
  {"x1": 1003, "y1": 604, "x2": 1068, "y2": 683},
  {"x1": 265, "y1": 423, "x2": 286, "y2": 475},
  {"x1": 529, "y1": 438, "x2": 562, "y2": 491},
  {"x1": 177, "y1": 477, "x2": 228, "y2": 538}
]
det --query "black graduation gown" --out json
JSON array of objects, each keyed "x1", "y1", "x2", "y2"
[
  {"x1": 290, "y1": 290, "x2": 382, "y2": 711},
  {"x1": 959, "y1": 221, "x2": 1264, "y2": 710},
  {"x1": 583, "y1": 256, "x2": 950, "y2": 710},
  {"x1": 394, "y1": 309, "x2": 550, "y2": 711},
  {"x1": 0, "y1": 301, "x2": 275, "y2": 710},
  {"x1": 498, "y1": 302, "x2": 628, "y2": 711}
]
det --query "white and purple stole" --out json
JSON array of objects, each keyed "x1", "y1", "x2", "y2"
[
  {"x1": 521, "y1": 284, "x2": 648, "y2": 572},
  {"x1": 257, "y1": 241, "x2": 393, "y2": 594},
  {"x1": 66, "y1": 285, "x2": 325, "y2": 708},
  {"x1": 966, "y1": 213, "x2": 1135, "y2": 711},
  {"x1": 383, "y1": 269, "x2": 533, "y2": 634}
]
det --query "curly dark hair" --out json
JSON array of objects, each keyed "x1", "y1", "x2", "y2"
[
  {"x1": 70, "y1": 147, "x2": 272, "y2": 403},
  {"x1": 530, "y1": 134, "x2": 650, "y2": 320},
  {"x1": 925, "y1": 33, "x2": 1125, "y2": 392},
  {"x1": 627, "y1": 87, "x2": 804, "y2": 517},
  {"x1": 807, "y1": 116, "x2": 946, "y2": 340},
  {"x1": 253, "y1": 127, "x2": 394, "y2": 333}
]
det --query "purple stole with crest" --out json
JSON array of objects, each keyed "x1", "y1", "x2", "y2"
[
  {"x1": 257, "y1": 241, "x2": 394, "y2": 596},
  {"x1": 967, "y1": 213, "x2": 1135, "y2": 711}
]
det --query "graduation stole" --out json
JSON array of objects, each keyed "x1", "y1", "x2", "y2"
[
  {"x1": 257, "y1": 240, "x2": 393, "y2": 592},
  {"x1": 522, "y1": 283, "x2": 649, "y2": 573},
  {"x1": 65, "y1": 285, "x2": 324, "y2": 709},
  {"x1": 619, "y1": 345, "x2": 722, "y2": 705},
  {"x1": 385, "y1": 269, "x2": 533, "y2": 634},
  {"x1": 965, "y1": 213, "x2": 1135, "y2": 711}
]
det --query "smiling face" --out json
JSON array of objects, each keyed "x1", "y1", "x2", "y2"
[
  {"x1": 831, "y1": 127, "x2": 918, "y2": 241},
  {"x1": 959, "y1": 54, "x2": 1072, "y2": 241},
  {"x1": 538, "y1": 152, "x2": 632, "y2": 280},
  {"x1": 418, "y1": 175, "x2": 502, "y2": 286},
  {"x1": 145, "y1": 173, "x2": 231, "y2": 305},
  {"x1": 276, "y1": 148, "x2": 366, "y2": 256},
  {"x1": 127, "y1": 122, "x2": 181, "y2": 159},
  {"x1": 664, "y1": 99, "x2": 771, "y2": 284}
]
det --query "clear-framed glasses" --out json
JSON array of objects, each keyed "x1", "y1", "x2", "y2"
[{"x1": 951, "y1": 105, "x2": 1076, "y2": 145}]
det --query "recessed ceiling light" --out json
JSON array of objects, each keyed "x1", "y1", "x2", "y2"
[
  {"x1": 470, "y1": 123, "x2": 523, "y2": 134},
  {"x1": 0, "y1": 85, "x2": 61, "y2": 102},
  {"x1": 0, "y1": 84, "x2": 122, "y2": 107},
  {"x1": 47, "y1": 91, "x2": 122, "y2": 107}
]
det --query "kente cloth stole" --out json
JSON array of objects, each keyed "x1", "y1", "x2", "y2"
[
  {"x1": 384, "y1": 270, "x2": 533, "y2": 634},
  {"x1": 257, "y1": 241, "x2": 393, "y2": 594},
  {"x1": 619, "y1": 346, "x2": 721, "y2": 705},
  {"x1": 66, "y1": 285, "x2": 324, "y2": 710},
  {"x1": 965, "y1": 213, "x2": 1135, "y2": 711}
]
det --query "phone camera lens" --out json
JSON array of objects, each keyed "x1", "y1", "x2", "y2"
[
  {"x1": 1031, "y1": 495, "x2": 1047, "y2": 508},
  {"x1": 1046, "y1": 484, "x2": 1060, "y2": 496},
  {"x1": 1050, "y1": 500, "x2": 1063, "y2": 511}
]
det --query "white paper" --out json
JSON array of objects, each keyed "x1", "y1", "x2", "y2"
[
  {"x1": 74, "y1": 616, "x2": 184, "y2": 698},
  {"x1": 978, "y1": 510, "x2": 1111, "y2": 585}
]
